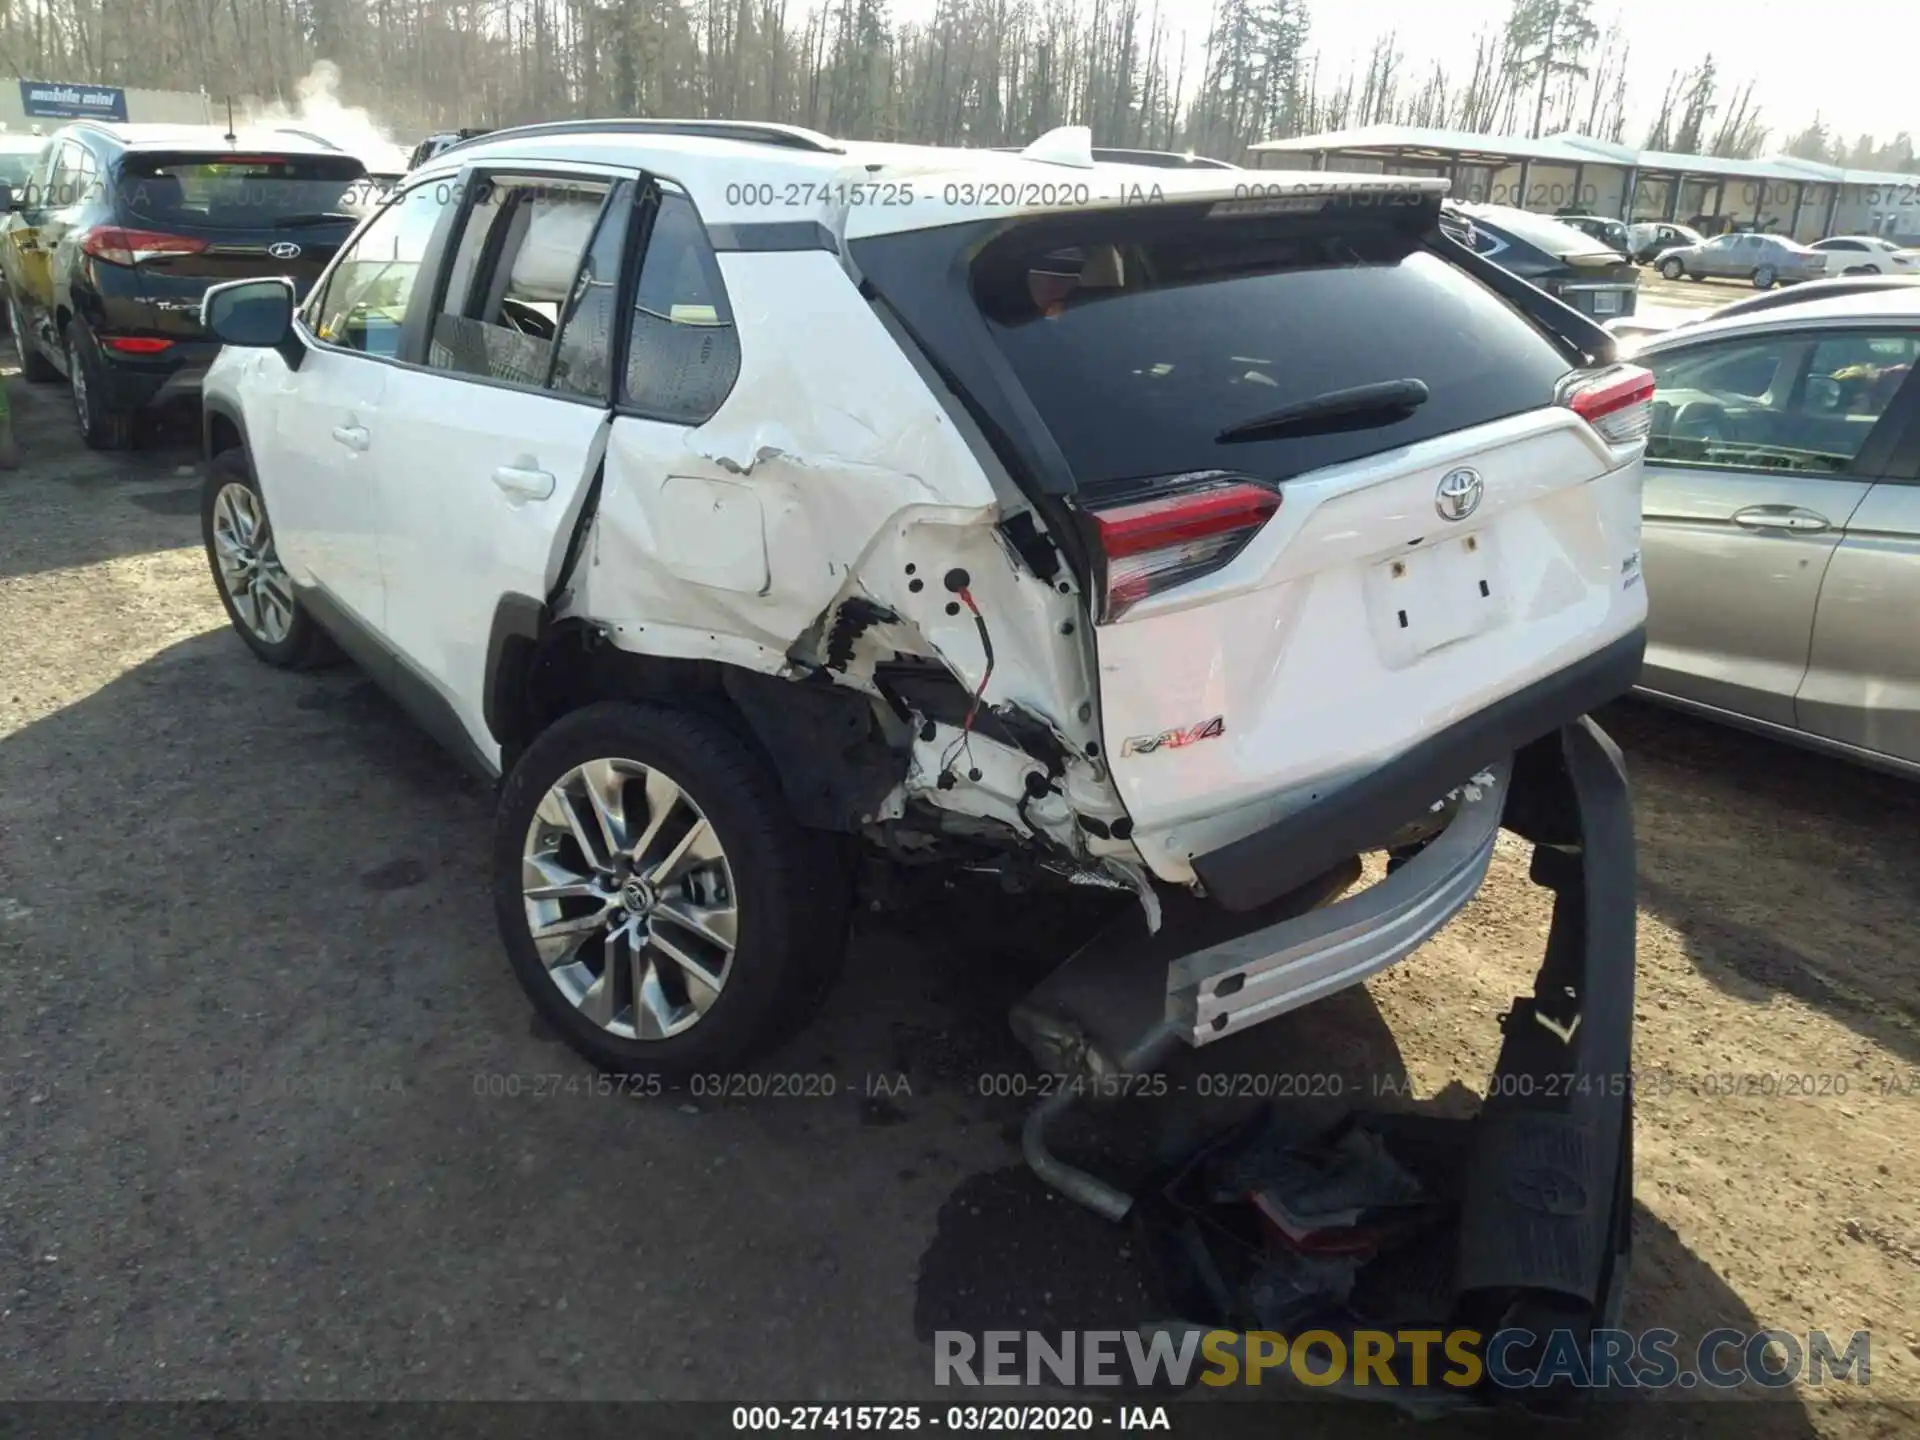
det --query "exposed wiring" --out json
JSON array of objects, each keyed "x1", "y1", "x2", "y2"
[{"x1": 939, "y1": 587, "x2": 996, "y2": 781}]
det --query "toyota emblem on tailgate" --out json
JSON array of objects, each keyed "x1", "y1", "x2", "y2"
[
  {"x1": 268, "y1": 241, "x2": 303, "y2": 260},
  {"x1": 1435, "y1": 467, "x2": 1484, "y2": 522}
]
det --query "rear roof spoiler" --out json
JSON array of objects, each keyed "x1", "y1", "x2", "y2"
[{"x1": 1435, "y1": 229, "x2": 1619, "y2": 369}]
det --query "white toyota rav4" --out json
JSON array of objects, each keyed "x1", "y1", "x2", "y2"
[{"x1": 195, "y1": 122, "x2": 1651, "y2": 1142}]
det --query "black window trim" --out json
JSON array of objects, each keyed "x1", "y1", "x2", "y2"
[
  {"x1": 546, "y1": 176, "x2": 637, "y2": 404},
  {"x1": 290, "y1": 159, "x2": 637, "y2": 406},
  {"x1": 1645, "y1": 323, "x2": 1920, "y2": 481},
  {"x1": 612, "y1": 178, "x2": 745, "y2": 428}
]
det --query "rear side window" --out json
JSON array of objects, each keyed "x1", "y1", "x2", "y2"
[
  {"x1": 45, "y1": 141, "x2": 101, "y2": 209},
  {"x1": 117, "y1": 153, "x2": 373, "y2": 230},
  {"x1": 974, "y1": 215, "x2": 1572, "y2": 488},
  {"x1": 621, "y1": 190, "x2": 739, "y2": 424}
]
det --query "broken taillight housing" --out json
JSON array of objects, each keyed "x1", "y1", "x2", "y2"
[
  {"x1": 1082, "y1": 472, "x2": 1282, "y2": 623},
  {"x1": 1560, "y1": 363, "x2": 1656, "y2": 447}
]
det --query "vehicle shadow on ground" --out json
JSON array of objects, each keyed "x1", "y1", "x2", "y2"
[
  {"x1": 0, "y1": 371, "x2": 204, "y2": 581},
  {"x1": 1599, "y1": 699, "x2": 1920, "y2": 1067}
]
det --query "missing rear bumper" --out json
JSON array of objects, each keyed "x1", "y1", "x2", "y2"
[{"x1": 1009, "y1": 717, "x2": 1637, "y2": 1339}]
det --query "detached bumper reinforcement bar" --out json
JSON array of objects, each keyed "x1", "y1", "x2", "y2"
[{"x1": 1011, "y1": 713, "x2": 1637, "y2": 1351}]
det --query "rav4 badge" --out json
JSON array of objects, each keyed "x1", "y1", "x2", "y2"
[{"x1": 1122, "y1": 716, "x2": 1226, "y2": 757}]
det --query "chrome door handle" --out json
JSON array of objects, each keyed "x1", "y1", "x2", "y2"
[
  {"x1": 1733, "y1": 506, "x2": 1829, "y2": 534},
  {"x1": 492, "y1": 465, "x2": 555, "y2": 501},
  {"x1": 331, "y1": 424, "x2": 370, "y2": 452}
]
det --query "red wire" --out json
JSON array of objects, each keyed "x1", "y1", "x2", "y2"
[{"x1": 958, "y1": 588, "x2": 992, "y2": 738}]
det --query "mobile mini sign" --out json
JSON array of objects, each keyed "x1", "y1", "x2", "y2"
[{"x1": 18, "y1": 80, "x2": 129, "y2": 122}]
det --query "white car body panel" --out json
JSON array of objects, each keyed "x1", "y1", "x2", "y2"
[
  {"x1": 251, "y1": 344, "x2": 390, "y2": 629},
  {"x1": 373, "y1": 367, "x2": 611, "y2": 768},
  {"x1": 574, "y1": 248, "x2": 1121, "y2": 849},
  {"x1": 1095, "y1": 411, "x2": 1647, "y2": 880}
]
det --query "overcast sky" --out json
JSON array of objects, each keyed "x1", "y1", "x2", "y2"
[{"x1": 887, "y1": 0, "x2": 1914, "y2": 149}]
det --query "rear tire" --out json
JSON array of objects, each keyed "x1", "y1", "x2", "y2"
[
  {"x1": 493, "y1": 702, "x2": 851, "y2": 1078},
  {"x1": 9, "y1": 295, "x2": 59, "y2": 382},
  {"x1": 1751, "y1": 265, "x2": 1776, "y2": 290},
  {"x1": 201, "y1": 448, "x2": 337, "y2": 669},
  {"x1": 64, "y1": 319, "x2": 134, "y2": 449}
]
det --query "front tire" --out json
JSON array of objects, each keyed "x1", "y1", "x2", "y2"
[
  {"x1": 65, "y1": 319, "x2": 134, "y2": 449},
  {"x1": 493, "y1": 702, "x2": 851, "y2": 1078},
  {"x1": 1659, "y1": 257, "x2": 1684, "y2": 281},
  {"x1": 201, "y1": 448, "x2": 336, "y2": 668}
]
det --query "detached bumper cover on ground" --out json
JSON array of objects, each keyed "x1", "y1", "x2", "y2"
[{"x1": 1009, "y1": 715, "x2": 1638, "y2": 1379}]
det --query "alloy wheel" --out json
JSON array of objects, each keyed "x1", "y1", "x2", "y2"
[
  {"x1": 521, "y1": 758, "x2": 738, "y2": 1041},
  {"x1": 210, "y1": 482, "x2": 295, "y2": 645}
]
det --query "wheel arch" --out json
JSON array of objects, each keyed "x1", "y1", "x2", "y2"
[
  {"x1": 490, "y1": 603, "x2": 906, "y2": 834},
  {"x1": 203, "y1": 394, "x2": 249, "y2": 462}
]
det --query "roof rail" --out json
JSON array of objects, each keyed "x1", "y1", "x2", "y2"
[{"x1": 435, "y1": 118, "x2": 846, "y2": 159}]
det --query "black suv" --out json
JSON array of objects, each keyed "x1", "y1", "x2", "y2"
[
  {"x1": 1443, "y1": 202, "x2": 1640, "y2": 321},
  {"x1": 0, "y1": 122, "x2": 372, "y2": 448}
]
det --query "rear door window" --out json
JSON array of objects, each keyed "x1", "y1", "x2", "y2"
[
  {"x1": 973, "y1": 213, "x2": 1573, "y2": 488},
  {"x1": 427, "y1": 175, "x2": 612, "y2": 389},
  {"x1": 117, "y1": 153, "x2": 373, "y2": 231}
]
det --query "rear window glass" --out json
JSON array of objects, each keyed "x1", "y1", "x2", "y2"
[
  {"x1": 975, "y1": 216, "x2": 1572, "y2": 488},
  {"x1": 1460, "y1": 206, "x2": 1610, "y2": 256},
  {"x1": 117, "y1": 153, "x2": 374, "y2": 231}
]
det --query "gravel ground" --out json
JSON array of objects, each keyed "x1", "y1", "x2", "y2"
[{"x1": 1, "y1": 351, "x2": 1917, "y2": 1438}]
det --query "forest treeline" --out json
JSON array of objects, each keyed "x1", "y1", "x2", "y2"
[{"x1": 6, "y1": 0, "x2": 1914, "y2": 169}]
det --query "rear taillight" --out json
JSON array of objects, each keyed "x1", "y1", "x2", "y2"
[
  {"x1": 101, "y1": 336, "x2": 174, "y2": 355},
  {"x1": 1084, "y1": 473, "x2": 1281, "y2": 622},
  {"x1": 79, "y1": 227, "x2": 209, "y2": 267},
  {"x1": 1561, "y1": 364, "x2": 1655, "y2": 447}
]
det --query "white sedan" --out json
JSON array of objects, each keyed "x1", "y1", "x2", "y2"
[{"x1": 1809, "y1": 235, "x2": 1920, "y2": 275}]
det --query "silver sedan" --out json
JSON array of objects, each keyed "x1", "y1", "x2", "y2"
[
  {"x1": 1631, "y1": 287, "x2": 1920, "y2": 774},
  {"x1": 1654, "y1": 231, "x2": 1831, "y2": 289}
]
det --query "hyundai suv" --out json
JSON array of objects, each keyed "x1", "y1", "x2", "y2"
[
  {"x1": 0, "y1": 121, "x2": 373, "y2": 448},
  {"x1": 193, "y1": 124, "x2": 1648, "y2": 1269}
]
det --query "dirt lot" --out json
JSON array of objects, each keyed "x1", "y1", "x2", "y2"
[{"x1": 1, "y1": 342, "x2": 1917, "y2": 1438}]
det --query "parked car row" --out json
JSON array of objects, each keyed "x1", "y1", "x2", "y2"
[{"x1": 1563, "y1": 207, "x2": 1916, "y2": 291}]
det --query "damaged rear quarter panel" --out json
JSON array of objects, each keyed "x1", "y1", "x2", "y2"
[
  {"x1": 580, "y1": 250, "x2": 999, "y2": 663},
  {"x1": 576, "y1": 250, "x2": 1114, "y2": 829}
]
